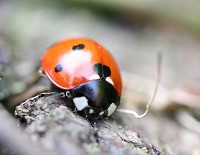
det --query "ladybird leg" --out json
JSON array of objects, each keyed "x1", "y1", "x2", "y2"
[
  {"x1": 59, "y1": 91, "x2": 71, "y2": 98},
  {"x1": 65, "y1": 91, "x2": 71, "y2": 98},
  {"x1": 73, "y1": 108, "x2": 78, "y2": 113},
  {"x1": 59, "y1": 92, "x2": 65, "y2": 98},
  {"x1": 58, "y1": 91, "x2": 76, "y2": 111}
]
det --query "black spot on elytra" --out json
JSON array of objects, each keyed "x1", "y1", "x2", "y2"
[
  {"x1": 72, "y1": 44, "x2": 85, "y2": 50},
  {"x1": 55, "y1": 64, "x2": 63, "y2": 73},
  {"x1": 93, "y1": 63, "x2": 111, "y2": 79}
]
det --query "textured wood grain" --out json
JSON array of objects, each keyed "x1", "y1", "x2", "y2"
[{"x1": 15, "y1": 93, "x2": 161, "y2": 155}]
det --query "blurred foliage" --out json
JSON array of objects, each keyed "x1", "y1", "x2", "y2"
[{"x1": 22, "y1": 0, "x2": 200, "y2": 33}]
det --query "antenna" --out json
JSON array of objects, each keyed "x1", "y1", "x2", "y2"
[{"x1": 117, "y1": 52, "x2": 162, "y2": 118}]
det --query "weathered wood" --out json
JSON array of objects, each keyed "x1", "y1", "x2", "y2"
[
  {"x1": 15, "y1": 93, "x2": 162, "y2": 155},
  {"x1": 0, "y1": 104, "x2": 52, "y2": 155}
]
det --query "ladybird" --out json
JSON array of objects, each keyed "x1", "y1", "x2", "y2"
[{"x1": 41, "y1": 38, "x2": 122, "y2": 119}]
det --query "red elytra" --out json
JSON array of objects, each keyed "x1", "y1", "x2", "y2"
[{"x1": 41, "y1": 38, "x2": 122, "y2": 97}]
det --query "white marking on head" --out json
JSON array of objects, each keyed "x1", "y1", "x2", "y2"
[
  {"x1": 99, "y1": 111, "x2": 104, "y2": 116},
  {"x1": 106, "y1": 77, "x2": 114, "y2": 85},
  {"x1": 107, "y1": 103, "x2": 117, "y2": 116},
  {"x1": 89, "y1": 74, "x2": 100, "y2": 80},
  {"x1": 73, "y1": 97, "x2": 88, "y2": 111},
  {"x1": 89, "y1": 109, "x2": 94, "y2": 114}
]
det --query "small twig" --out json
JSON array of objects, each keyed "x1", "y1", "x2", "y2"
[
  {"x1": 117, "y1": 52, "x2": 162, "y2": 118},
  {"x1": 176, "y1": 110, "x2": 200, "y2": 134},
  {"x1": 9, "y1": 86, "x2": 50, "y2": 107},
  {"x1": 24, "y1": 71, "x2": 41, "y2": 86}
]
